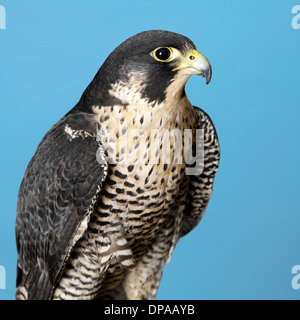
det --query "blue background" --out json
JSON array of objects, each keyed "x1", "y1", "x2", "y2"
[{"x1": 0, "y1": 0, "x2": 299, "y2": 300}]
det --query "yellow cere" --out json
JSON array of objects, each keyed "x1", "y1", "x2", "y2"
[{"x1": 174, "y1": 49, "x2": 201, "y2": 71}]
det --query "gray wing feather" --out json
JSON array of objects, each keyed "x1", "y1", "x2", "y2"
[
  {"x1": 181, "y1": 106, "x2": 220, "y2": 236},
  {"x1": 15, "y1": 112, "x2": 107, "y2": 300}
]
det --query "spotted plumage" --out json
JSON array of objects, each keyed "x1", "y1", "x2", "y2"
[{"x1": 15, "y1": 30, "x2": 220, "y2": 300}]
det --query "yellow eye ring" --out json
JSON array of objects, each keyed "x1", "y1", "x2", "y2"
[{"x1": 152, "y1": 47, "x2": 173, "y2": 62}]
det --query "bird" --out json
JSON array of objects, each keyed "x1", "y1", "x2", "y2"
[{"x1": 15, "y1": 30, "x2": 220, "y2": 300}]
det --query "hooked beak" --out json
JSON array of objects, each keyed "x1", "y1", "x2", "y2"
[{"x1": 175, "y1": 49, "x2": 212, "y2": 84}]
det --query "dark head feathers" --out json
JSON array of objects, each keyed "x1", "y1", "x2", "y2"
[
  {"x1": 112, "y1": 30, "x2": 195, "y2": 56},
  {"x1": 74, "y1": 30, "x2": 196, "y2": 113}
]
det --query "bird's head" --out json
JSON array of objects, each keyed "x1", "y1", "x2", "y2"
[{"x1": 82, "y1": 30, "x2": 211, "y2": 108}]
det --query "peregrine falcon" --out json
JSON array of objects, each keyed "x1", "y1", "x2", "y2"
[{"x1": 15, "y1": 30, "x2": 220, "y2": 300}]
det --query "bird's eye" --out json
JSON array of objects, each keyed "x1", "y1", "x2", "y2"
[{"x1": 152, "y1": 47, "x2": 172, "y2": 62}]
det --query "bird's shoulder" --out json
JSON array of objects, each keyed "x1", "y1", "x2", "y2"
[{"x1": 16, "y1": 111, "x2": 108, "y2": 300}]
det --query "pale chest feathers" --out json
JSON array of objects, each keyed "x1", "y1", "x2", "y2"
[{"x1": 92, "y1": 97, "x2": 197, "y2": 232}]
